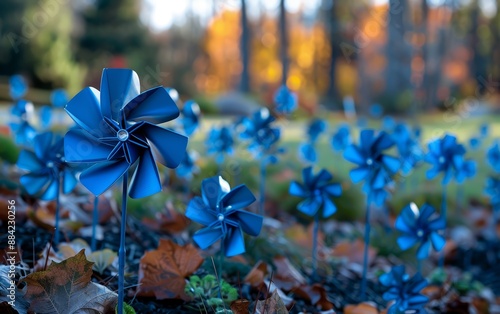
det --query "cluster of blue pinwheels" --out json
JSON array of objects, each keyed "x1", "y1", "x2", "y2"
[
  {"x1": 298, "y1": 119, "x2": 327, "y2": 164},
  {"x1": 380, "y1": 265, "x2": 429, "y2": 314},
  {"x1": 391, "y1": 123, "x2": 424, "y2": 176},
  {"x1": 186, "y1": 176, "x2": 263, "y2": 256},
  {"x1": 205, "y1": 125, "x2": 235, "y2": 165},
  {"x1": 395, "y1": 203, "x2": 446, "y2": 259},
  {"x1": 273, "y1": 84, "x2": 298, "y2": 115},
  {"x1": 64, "y1": 68, "x2": 188, "y2": 198}
]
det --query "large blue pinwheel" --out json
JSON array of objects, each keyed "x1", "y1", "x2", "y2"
[
  {"x1": 343, "y1": 129, "x2": 400, "y2": 299},
  {"x1": 331, "y1": 124, "x2": 351, "y2": 152},
  {"x1": 487, "y1": 141, "x2": 500, "y2": 173},
  {"x1": 179, "y1": 100, "x2": 201, "y2": 136},
  {"x1": 396, "y1": 203, "x2": 446, "y2": 262},
  {"x1": 273, "y1": 84, "x2": 297, "y2": 115},
  {"x1": 64, "y1": 68, "x2": 188, "y2": 198},
  {"x1": 392, "y1": 123, "x2": 423, "y2": 176},
  {"x1": 205, "y1": 125, "x2": 234, "y2": 166},
  {"x1": 17, "y1": 132, "x2": 78, "y2": 244},
  {"x1": 379, "y1": 265, "x2": 429, "y2": 314},
  {"x1": 186, "y1": 176, "x2": 263, "y2": 257},
  {"x1": 289, "y1": 167, "x2": 342, "y2": 278},
  {"x1": 63, "y1": 68, "x2": 187, "y2": 314}
]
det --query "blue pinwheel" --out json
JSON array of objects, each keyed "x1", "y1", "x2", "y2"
[
  {"x1": 480, "y1": 124, "x2": 489, "y2": 138},
  {"x1": 9, "y1": 120, "x2": 36, "y2": 147},
  {"x1": 50, "y1": 89, "x2": 69, "y2": 108},
  {"x1": 379, "y1": 265, "x2": 429, "y2": 314},
  {"x1": 424, "y1": 134, "x2": 466, "y2": 185},
  {"x1": 179, "y1": 100, "x2": 201, "y2": 136},
  {"x1": 11, "y1": 99, "x2": 32, "y2": 118},
  {"x1": 289, "y1": 167, "x2": 342, "y2": 278},
  {"x1": 369, "y1": 103, "x2": 383, "y2": 119},
  {"x1": 273, "y1": 84, "x2": 297, "y2": 115},
  {"x1": 298, "y1": 119, "x2": 327, "y2": 164},
  {"x1": 17, "y1": 132, "x2": 78, "y2": 244},
  {"x1": 205, "y1": 125, "x2": 234, "y2": 166},
  {"x1": 343, "y1": 129, "x2": 400, "y2": 298},
  {"x1": 298, "y1": 143, "x2": 317, "y2": 164},
  {"x1": 487, "y1": 141, "x2": 500, "y2": 173},
  {"x1": 306, "y1": 119, "x2": 327, "y2": 143},
  {"x1": 40, "y1": 106, "x2": 53, "y2": 129},
  {"x1": 9, "y1": 75, "x2": 28, "y2": 100},
  {"x1": 186, "y1": 176, "x2": 263, "y2": 257},
  {"x1": 469, "y1": 137, "x2": 481, "y2": 150},
  {"x1": 392, "y1": 124, "x2": 423, "y2": 176},
  {"x1": 396, "y1": 203, "x2": 446, "y2": 260},
  {"x1": 176, "y1": 150, "x2": 200, "y2": 179},
  {"x1": 331, "y1": 124, "x2": 351, "y2": 152},
  {"x1": 64, "y1": 68, "x2": 187, "y2": 314}
]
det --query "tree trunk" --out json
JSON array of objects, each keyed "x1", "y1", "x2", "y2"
[
  {"x1": 279, "y1": 0, "x2": 288, "y2": 86},
  {"x1": 240, "y1": 0, "x2": 250, "y2": 92}
]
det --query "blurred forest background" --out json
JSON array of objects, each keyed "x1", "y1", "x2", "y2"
[{"x1": 0, "y1": 0, "x2": 499, "y2": 114}]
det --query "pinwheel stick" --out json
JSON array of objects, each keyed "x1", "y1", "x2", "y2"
[
  {"x1": 311, "y1": 213, "x2": 319, "y2": 281},
  {"x1": 218, "y1": 242, "x2": 224, "y2": 299},
  {"x1": 117, "y1": 173, "x2": 128, "y2": 314},
  {"x1": 259, "y1": 158, "x2": 266, "y2": 215},
  {"x1": 439, "y1": 186, "x2": 447, "y2": 268},
  {"x1": 91, "y1": 196, "x2": 99, "y2": 251},
  {"x1": 360, "y1": 193, "x2": 372, "y2": 300},
  {"x1": 54, "y1": 172, "x2": 62, "y2": 245}
]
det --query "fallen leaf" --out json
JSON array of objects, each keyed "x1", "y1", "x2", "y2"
[
  {"x1": 231, "y1": 299, "x2": 250, "y2": 314},
  {"x1": 272, "y1": 256, "x2": 307, "y2": 291},
  {"x1": 23, "y1": 250, "x2": 117, "y2": 313},
  {"x1": 472, "y1": 297, "x2": 489, "y2": 314},
  {"x1": 256, "y1": 290, "x2": 289, "y2": 314},
  {"x1": 88, "y1": 249, "x2": 117, "y2": 274},
  {"x1": 295, "y1": 284, "x2": 334, "y2": 310},
  {"x1": 137, "y1": 239, "x2": 203, "y2": 300},
  {"x1": 34, "y1": 239, "x2": 92, "y2": 271},
  {"x1": 244, "y1": 261, "x2": 268, "y2": 288},
  {"x1": 142, "y1": 203, "x2": 190, "y2": 234},
  {"x1": 344, "y1": 302, "x2": 379, "y2": 314},
  {"x1": 332, "y1": 239, "x2": 377, "y2": 265},
  {"x1": 82, "y1": 194, "x2": 114, "y2": 224}
]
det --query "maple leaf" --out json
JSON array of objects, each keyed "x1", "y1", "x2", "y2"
[
  {"x1": 23, "y1": 250, "x2": 117, "y2": 314},
  {"x1": 136, "y1": 239, "x2": 203, "y2": 300}
]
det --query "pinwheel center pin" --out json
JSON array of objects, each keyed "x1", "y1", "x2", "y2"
[
  {"x1": 46, "y1": 161, "x2": 54, "y2": 168},
  {"x1": 217, "y1": 213, "x2": 225, "y2": 221},
  {"x1": 438, "y1": 156, "x2": 445, "y2": 164},
  {"x1": 117, "y1": 129, "x2": 129, "y2": 142},
  {"x1": 416, "y1": 229, "x2": 424, "y2": 237},
  {"x1": 366, "y1": 158, "x2": 373, "y2": 165}
]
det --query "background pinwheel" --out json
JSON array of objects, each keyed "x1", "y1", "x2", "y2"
[
  {"x1": 179, "y1": 100, "x2": 201, "y2": 136},
  {"x1": 176, "y1": 150, "x2": 200, "y2": 180},
  {"x1": 289, "y1": 167, "x2": 342, "y2": 278},
  {"x1": 273, "y1": 84, "x2": 297, "y2": 115},
  {"x1": 379, "y1": 265, "x2": 429, "y2": 314},
  {"x1": 487, "y1": 141, "x2": 500, "y2": 173},
  {"x1": 331, "y1": 124, "x2": 351, "y2": 152},
  {"x1": 485, "y1": 176, "x2": 500, "y2": 233},
  {"x1": 396, "y1": 203, "x2": 446, "y2": 264},
  {"x1": 17, "y1": 132, "x2": 78, "y2": 244},
  {"x1": 64, "y1": 68, "x2": 188, "y2": 314},
  {"x1": 9, "y1": 75, "x2": 28, "y2": 100},
  {"x1": 343, "y1": 129, "x2": 400, "y2": 298},
  {"x1": 186, "y1": 176, "x2": 262, "y2": 257},
  {"x1": 298, "y1": 119, "x2": 327, "y2": 164},
  {"x1": 205, "y1": 125, "x2": 234, "y2": 167},
  {"x1": 392, "y1": 123, "x2": 423, "y2": 176},
  {"x1": 424, "y1": 134, "x2": 466, "y2": 185},
  {"x1": 50, "y1": 89, "x2": 69, "y2": 108}
]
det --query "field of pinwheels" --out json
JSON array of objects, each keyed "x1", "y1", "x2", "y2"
[{"x1": 1, "y1": 70, "x2": 500, "y2": 314}]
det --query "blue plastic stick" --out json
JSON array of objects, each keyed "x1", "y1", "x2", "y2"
[
  {"x1": 259, "y1": 158, "x2": 266, "y2": 215},
  {"x1": 360, "y1": 193, "x2": 372, "y2": 299},
  {"x1": 91, "y1": 196, "x2": 99, "y2": 251},
  {"x1": 117, "y1": 173, "x2": 128, "y2": 314},
  {"x1": 439, "y1": 186, "x2": 447, "y2": 268},
  {"x1": 54, "y1": 173, "x2": 61, "y2": 245},
  {"x1": 312, "y1": 213, "x2": 319, "y2": 280}
]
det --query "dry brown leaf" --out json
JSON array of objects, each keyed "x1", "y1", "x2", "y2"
[
  {"x1": 272, "y1": 256, "x2": 307, "y2": 291},
  {"x1": 422, "y1": 285, "x2": 444, "y2": 300},
  {"x1": 344, "y1": 302, "x2": 379, "y2": 314},
  {"x1": 24, "y1": 250, "x2": 117, "y2": 313},
  {"x1": 332, "y1": 239, "x2": 377, "y2": 265},
  {"x1": 244, "y1": 261, "x2": 268, "y2": 288},
  {"x1": 137, "y1": 239, "x2": 203, "y2": 300},
  {"x1": 231, "y1": 299, "x2": 250, "y2": 314},
  {"x1": 82, "y1": 195, "x2": 114, "y2": 224},
  {"x1": 472, "y1": 297, "x2": 489, "y2": 314},
  {"x1": 256, "y1": 290, "x2": 289, "y2": 314},
  {"x1": 295, "y1": 284, "x2": 334, "y2": 310}
]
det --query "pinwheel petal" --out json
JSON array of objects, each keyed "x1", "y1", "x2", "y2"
[
  {"x1": 40, "y1": 106, "x2": 52, "y2": 129},
  {"x1": 129, "y1": 149, "x2": 161, "y2": 198},
  {"x1": 193, "y1": 227, "x2": 224, "y2": 250},
  {"x1": 395, "y1": 215, "x2": 413, "y2": 234},
  {"x1": 298, "y1": 197, "x2": 321, "y2": 216},
  {"x1": 65, "y1": 87, "x2": 108, "y2": 137},
  {"x1": 232, "y1": 210, "x2": 263, "y2": 236},
  {"x1": 374, "y1": 131, "x2": 394, "y2": 151},
  {"x1": 360, "y1": 129, "x2": 375, "y2": 149},
  {"x1": 407, "y1": 295, "x2": 429, "y2": 306},
  {"x1": 299, "y1": 143, "x2": 317, "y2": 163},
  {"x1": 289, "y1": 181, "x2": 309, "y2": 198},
  {"x1": 39, "y1": 178, "x2": 59, "y2": 201},
  {"x1": 34, "y1": 132, "x2": 53, "y2": 161},
  {"x1": 322, "y1": 196, "x2": 337, "y2": 218},
  {"x1": 426, "y1": 166, "x2": 440, "y2": 180},
  {"x1": 51, "y1": 89, "x2": 68, "y2": 108},
  {"x1": 124, "y1": 86, "x2": 179, "y2": 124},
  {"x1": 418, "y1": 204, "x2": 435, "y2": 222},
  {"x1": 186, "y1": 197, "x2": 216, "y2": 226},
  {"x1": 221, "y1": 184, "x2": 256, "y2": 210},
  {"x1": 80, "y1": 159, "x2": 130, "y2": 196},
  {"x1": 382, "y1": 155, "x2": 401, "y2": 173},
  {"x1": 62, "y1": 168, "x2": 78, "y2": 194},
  {"x1": 141, "y1": 123, "x2": 188, "y2": 168},
  {"x1": 17, "y1": 150, "x2": 43, "y2": 172},
  {"x1": 302, "y1": 167, "x2": 314, "y2": 186},
  {"x1": 64, "y1": 129, "x2": 116, "y2": 162},
  {"x1": 397, "y1": 235, "x2": 419, "y2": 250},
  {"x1": 343, "y1": 145, "x2": 365, "y2": 165},
  {"x1": 202, "y1": 176, "x2": 231, "y2": 210},
  {"x1": 416, "y1": 240, "x2": 431, "y2": 259},
  {"x1": 224, "y1": 227, "x2": 246, "y2": 257},
  {"x1": 350, "y1": 167, "x2": 370, "y2": 183},
  {"x1": 20, "y1": 173, "x2": 51, "y2": 196},
  {"x1": 323, "y1": 183, "x2": 342, "y2": 197},
  {"x1": 372, "y1": 169, "x2": 387, "y2": 189},
  {"x1": 442, "y1": 134, "x2": 457, "y2": 151},
  {"x1": 429, "y1": 233, "x2": 446, "y2": 251},
  {"x1": 314, "y1": 169, "x2": 333, "y2": 185},
  {"x1": 100, "y1": 68, "x2": 140, "y2": 121}
]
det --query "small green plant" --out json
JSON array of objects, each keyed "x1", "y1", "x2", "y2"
[
  {"x1": 185, "y1": 275, "x2": 237, "y2": 313},
  {"x1": 452, "y1": 272, "x2": 484, "y2": 295}
]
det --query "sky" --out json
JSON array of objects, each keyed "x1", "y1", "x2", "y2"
[{"x1": 141, "y1": 0, "x2": 497, "y2": 32}]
